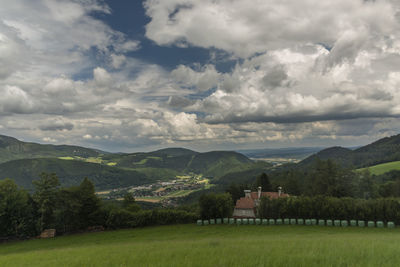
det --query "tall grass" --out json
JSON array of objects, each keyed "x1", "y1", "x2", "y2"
[{"x1": 1, "y1": 224, "x2": 400, "y2": 266}]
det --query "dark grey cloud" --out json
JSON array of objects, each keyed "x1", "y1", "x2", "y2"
[
  {"x1": 262, "y1": 66, "x2": 288, "y2": 89},
  {"x1": 39, "y1": 122, "x2": 74, "y2": 131},
  {"x1": 167, "y1": 95, "x2": 194, "y2": 108},
  {"x1": 204, "y1": 112, "x2": 399, "y2": 124}
]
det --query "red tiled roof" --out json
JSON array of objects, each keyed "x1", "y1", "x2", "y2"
[
  {"x1": 250, "y1": 192, "x2": 289, "y2": 199},
  {"x1": 234, "y1": 191, "x2": 289, "y2": 210},
  {"x1": 235, "y1": 197, "x2": 255, "y2": 209}
]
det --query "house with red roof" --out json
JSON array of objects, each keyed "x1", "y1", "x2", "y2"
[{"x1": 232, "y1": 186, "x2": 289, "y2": 218}]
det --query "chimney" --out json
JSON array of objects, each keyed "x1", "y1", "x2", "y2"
[
  {"x1": 244, "y1": 189, "x2": 251, "y2": 198},
  {"x1": 278, "y1": 186, "x2": 282, "y2": 197},
  {"x1": 257, "y1": 186, "x2": 262, "y2": 199}
]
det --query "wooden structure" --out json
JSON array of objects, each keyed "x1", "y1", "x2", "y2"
[{"x1": 40, "y1": 229, "x2": 56, "y2": 238}]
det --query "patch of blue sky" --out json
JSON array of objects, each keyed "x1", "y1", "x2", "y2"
[
  {"x1": 187, "y1": 111, "x2": 207, "y2": 119},
  {"x1": 317, "y1": 43, "x2": 332, "y2": 51},
  {"x1": 95, "y1": 0, "x2": 237, "y2": 73},
  {"x1": 70, "y1": 46, "x2": 109, "y2": 80}
]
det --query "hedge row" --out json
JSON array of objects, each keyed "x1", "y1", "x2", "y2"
[
  {"x1": 106, "y1": 209, "x2": 198, "y2": 229},
  {"x1": 197, "y1": 218, "x2": 396, "y2": 228},
  {"x1": 259, "y1": 196, "x2": 400, "y2": 224}
]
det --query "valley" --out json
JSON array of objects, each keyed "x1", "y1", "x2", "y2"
[
  {"x1": 97, "y1": 173, "x2": 214, "y2": 205},
  {"x1": 0, "y1": 135, "x2": 270, "y2": 204},
  {"x1": 2, "y1": 133, "x2": 400, "y2": 204}
]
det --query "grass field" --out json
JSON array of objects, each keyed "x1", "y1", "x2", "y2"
[
  {"x1": 1, "y1": 224, "x2": 400, "y2": 266},
  {"x1": 357, "y1": 161, "x2": 400, "y2": 175}
]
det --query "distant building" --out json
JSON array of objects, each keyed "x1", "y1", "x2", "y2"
[{"x1": 232, "y1": 186, "x2": 289, "y2": 218}]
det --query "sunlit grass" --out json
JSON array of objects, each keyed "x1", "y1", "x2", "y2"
[
  {"x1": 176, "y1": 175, "x2": 191, "y2": 179},
  {"x1": 85, "y1": 157, "x2": 103, "y2": 164},
  {"x1": 1, "y1": 224, "x2": 400, "y2": 266},
  {"x1": 134, "y1": 158, "x2": 148, "y2": 165},
  {"x1": 357, "y1": 161, "x2": 400, "y2": 175},
  {"x1": 58, "y1": 156, "x2": 74, "y2": 160}
]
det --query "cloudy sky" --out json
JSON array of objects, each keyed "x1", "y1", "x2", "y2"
[{"x1": 1, "y1": 0, "x2": 400, "y2": 152}]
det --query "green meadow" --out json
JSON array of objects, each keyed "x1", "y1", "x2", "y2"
[
  {"x1": 357, "y1": 161, "x2": 400, "y2": 175},
  {"x1": 1, "y1": 224, "x2": 400, "y2": 267}
]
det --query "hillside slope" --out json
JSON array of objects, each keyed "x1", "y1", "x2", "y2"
[
  {"x1": 105, "y1": 150, "x2": 254, "y2": 179},
  {"x1": 351, "y1": 135, "x2": 400, "y2": 167},
  {"x1": 0, "y1": 135, "x2": 264, "y2": 190},
  {"x1": 239, "y1": 147, "x2": 324, "y2": 160},
  {"x1": 298, "y1": 147, "x2": 353, "y2": 168},
  {"x1": 299, "y1": 134, "x2": 400, "y2": 169},
  {"x1": 0, "y1": 158, "x2": 150, "y2": 190},
  {"x1": 356, "y1": 161, "x2": 400, "y2": 176},
  {"x1": 186, "y1": 151, "x2": 253, "y2": 178},
  {"x1": 0, "y1": 135, "x2": 102, "y2": 163}
]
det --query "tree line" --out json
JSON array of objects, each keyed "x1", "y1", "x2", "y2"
[
  {"x1": 198, "y1": 159, "x2": 400, "y2": 220},
  {"x1": 258, "y1": 196, "x2": 400, "y2": 223},
  {"x1": 226, "y1": 159, "x2": 400, "y2": 199},
  {"x1": 0, "y1": 173, "x2": 196, "y2": 240},
  {"x1": 3, "y1": 158, "x2": 400, "y2": 239}
]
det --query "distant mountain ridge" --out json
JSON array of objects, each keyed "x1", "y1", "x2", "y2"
[
  {"x1": 0, "y1": 134, "x2": 102, "y2": 164},
  {"x1": 151, "y1": 148, "x2": 198, "y2": 157},
  {"x1": 299, "y1": 134, "x2": 400, "y2": 168},
  {"x1": 103, "y1": 149, "x2": 254, "y2": 178},
  {"x1": 3, "y1": 133, "x2": 400, "y2": 191},
  {"x1": 0, "y1": 158, "x2": 149, "y2": 191},
  {"x1": 238, "y1": 147, "x2": 325, "y2": 160},
  {"x1": 0, "y1": 134, "x2": 261, "y2": 190}
]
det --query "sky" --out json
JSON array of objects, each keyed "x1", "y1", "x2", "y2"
[{"x1": 1, "y1": 0, "x2": 400, "y2": 152}]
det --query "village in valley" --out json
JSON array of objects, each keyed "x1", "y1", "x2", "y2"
[{"x1": 96, "y1": 173, "x2": 212, "y2": 206}]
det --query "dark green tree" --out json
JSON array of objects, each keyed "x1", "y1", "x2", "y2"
[
  {"x1": 358, "y1": 169, "x2": 378, "y2": 199},
  {"x1": 55, "y1": 186, "x2": 82, "y2": 233},
  {"x1": 199, "y1": 193, "x2": 233, "y2": 219},
  {"x1": 33, "y1": 172, "x2": 60, "y2": 231},
  {"x1": 284, "y1": 170, "x2": 302, "y2": 196},
  {"x1": 255, "y1": 173, "x2": 272, "y2": 191},
  {"x1": 0, "y1": 179, "x2": 37, "y2": 238},
  {"x1": 122, "y1": 192, "x2": 141, "y2": 213},
  {"x1": 226, "y1": 183, "x2": 248, "y2": 204},
  {"x1": 77, "y1": 178, "x2": 102, "y2": 228},
  {"x1": 306, "y1": 159, "x2": 355, "y2": 197}
]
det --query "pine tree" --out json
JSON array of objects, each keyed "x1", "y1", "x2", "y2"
[
  {"x1": 33, "y1": 172, "x2": 60, "y2": 231},
  {"x1": 256, "y1": 173, "x2": 272, "y2": 191}
]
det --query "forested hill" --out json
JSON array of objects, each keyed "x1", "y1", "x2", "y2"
[
  {"x1": 0, "y1": 134, "x2": 102, "y2": 163},
  {"x1": 298, "y1": 147, "x2": 353, "y2": 168},
  {"x1": 0, "y1": 134, "x2": 262, "y2": 191},
  {"x1": 0, "y1": 158, "x2": 149, "y2": 191},
  {"x1": 151, "y1": 148, "x2": 198, "y2": 157},
  {"x1": 298, "y1": 134, "x2": 400, "y2": 169},
  {"x1": 102, "y1": 150, "x2": 254, "y2": 178}
]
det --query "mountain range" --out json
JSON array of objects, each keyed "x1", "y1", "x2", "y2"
[
  {"x1": 0, "y1": 135, "x2": 102, "y2": 164},
  {"x1": 1, "y1": 133, "x2": 400, "y2": 191},
  {"x1": 0, "y1": 135, "x2": 267, "y2": 190}
]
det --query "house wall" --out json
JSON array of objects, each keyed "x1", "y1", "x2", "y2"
[{"x1": 233, "y1": 208, "x2": 256, "y2": 218}]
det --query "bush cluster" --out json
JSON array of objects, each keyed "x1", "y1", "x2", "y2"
[
  {"x1": 0, "y1": 173, "x2": 197, "y2": 240},
  {"x1": 198, "y1": 193, "x2": 233, "y2": 219},
  {"x1": 258, "y1": 196, "x2": 400, "y2": 223},
  {"x1": 106, "y1": 209, "x2": 197, "y2": 229}
]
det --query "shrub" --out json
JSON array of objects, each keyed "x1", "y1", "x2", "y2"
[
  {"x1": 106, "y1": 209, "x2": 197, "y2": 229},
  {"x1": 258, "y1": 196, "x2": 400, "y2": 224}
]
